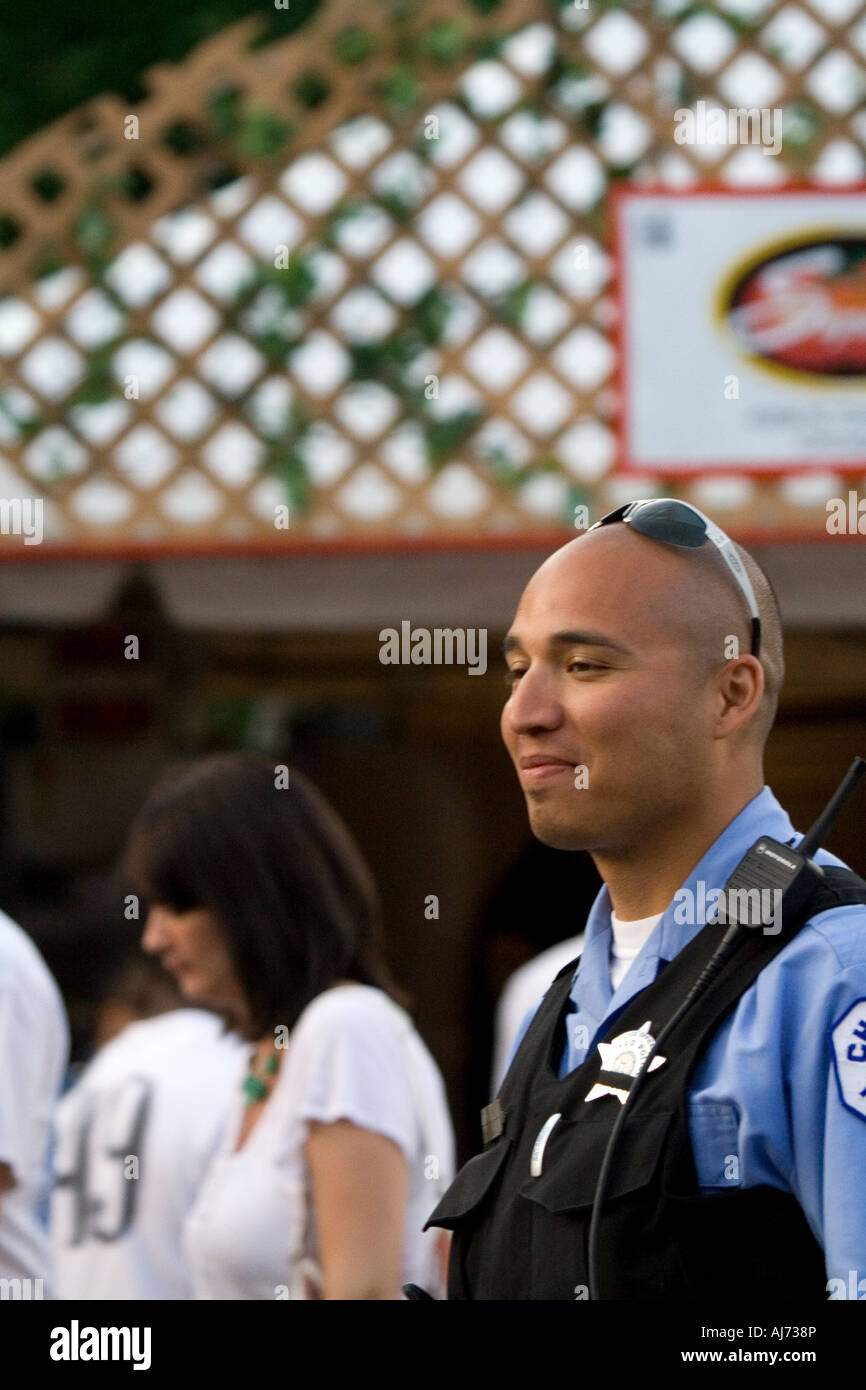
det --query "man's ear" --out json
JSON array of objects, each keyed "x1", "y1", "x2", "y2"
[{"x1": 713, "y1": 654, "x2": 765, "y2": 740}]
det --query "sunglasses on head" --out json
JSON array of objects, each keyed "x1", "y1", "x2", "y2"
[{"x1": 587, "y1": 498, "x2": 761, "y2": 660}]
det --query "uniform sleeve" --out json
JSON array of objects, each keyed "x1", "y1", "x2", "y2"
[
  {"x1": 808, "y1": 973, "x2": 866, "y2": 1290},
  {"x1": 779, "y1": 924, "x2": 866, "y2": 1292},
  {"x1": 289, "y1": 992, "x2": 418, "y2": 1166}
]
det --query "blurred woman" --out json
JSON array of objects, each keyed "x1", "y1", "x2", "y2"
[{"x1": 123, "y1": 751, "x2": 453, "y2": 1300}]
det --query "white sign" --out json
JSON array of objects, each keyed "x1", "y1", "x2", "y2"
[{"x1": 615, "y1": 187, "x2": 866, "y2": 474}]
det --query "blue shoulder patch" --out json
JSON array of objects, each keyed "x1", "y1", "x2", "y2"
[{"x1": 831, "y1": 998, "x2": 866, "y2": 1121}]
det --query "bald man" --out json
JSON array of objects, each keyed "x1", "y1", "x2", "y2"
[{"x1": 425, "y1": 498, "x2": 866, "y2": 1301}]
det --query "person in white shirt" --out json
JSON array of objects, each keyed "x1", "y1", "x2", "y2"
[
  {"x1": 122, "y1": 751, "x2": 455, "y2": 1300},
  {"x1": 0, "y1": 906, "x2": 69, "y2": 1298},
  {"x1": 51, "y1": 970, "x2": 245, "y2": 1299},
  {"x1": 491, "y1": 934, "x2": 584, "y2": 1094}
]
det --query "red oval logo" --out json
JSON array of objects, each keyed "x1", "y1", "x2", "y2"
[{"x1": 724, "y1": 236, "x2": 866, "y2": 377}]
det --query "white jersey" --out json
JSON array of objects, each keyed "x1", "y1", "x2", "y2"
[
  {"x1": 0, "y1": 907, "x2": 69, "y2": 1297},
  {"x1": 51, "y1": 1008, "x2": 245, "y2": 1300},
  {"x1": 183, "y1": 984, "x2": 456, "y2": 1299},
  {"x1": 491, "y1": 935, "x2": 585, "y2": 1094}
]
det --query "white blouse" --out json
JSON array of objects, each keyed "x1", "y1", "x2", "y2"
[{"x1": 182, "y1": 984, "x2": 455, "y2": 1299}]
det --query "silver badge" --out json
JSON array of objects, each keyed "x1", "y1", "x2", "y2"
[{"x1": 584, "y1": 1020, "x2": 666, "y2": 1105}]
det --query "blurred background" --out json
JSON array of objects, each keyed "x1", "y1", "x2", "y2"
[{"x1": 0, "y1": 0, "x2": 864, "y2": 1159}]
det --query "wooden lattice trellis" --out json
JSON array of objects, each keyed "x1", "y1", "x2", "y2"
[{"x1": 0, "y1": 0, "x2": 864, "y2": 551}]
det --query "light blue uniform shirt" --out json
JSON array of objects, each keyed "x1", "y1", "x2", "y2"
[{"x1": 503, "y1": 785, "x2": 866, "y2": 1294}]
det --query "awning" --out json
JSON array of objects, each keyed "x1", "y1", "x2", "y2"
[{"x1": 0, "y1": 542, "x2": 862, "y2": 631}]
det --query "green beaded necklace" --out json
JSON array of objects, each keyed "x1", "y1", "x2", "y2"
[{"x1": 242, "y1": 1046, "x2": 280, "y2": 1105}]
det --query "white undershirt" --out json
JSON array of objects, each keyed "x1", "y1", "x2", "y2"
[{"x1": 609, "y1": 910, "x2": 663, "y2": 991}]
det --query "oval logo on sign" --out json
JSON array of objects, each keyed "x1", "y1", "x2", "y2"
[{"x1": 721, "y1": 235, "x2": 866, "y2": 378}]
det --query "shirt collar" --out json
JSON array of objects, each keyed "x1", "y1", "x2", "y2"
[{"x1": 572, "y1": 784, "x2": 798, "y2": 1024}]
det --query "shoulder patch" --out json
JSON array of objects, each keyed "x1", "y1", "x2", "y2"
[{"x1": 831, "y1": 999, "x2": 866, "y2": 1120}]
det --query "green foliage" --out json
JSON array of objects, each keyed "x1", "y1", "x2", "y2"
[
  {"x1": 205, "y1": 87, "x2": 243, "y2": 142},
  {"x1": 413, "y1": 286, "x2": 454, "y2": 347},
  {"x1": 0, "y1": 215, "x2": 21, "y2": 248},
  {"x1": 161, "y1": 120, "x2": 208, "y2": 156},
  {"x1": 66, "y1": 340, "x2": 121, "y2": 408},
  {"x1": 341, "y1": 290, "x2": 450, "y2": 387},
  {"x1": 676, "y1": 71, "x2": 696, "y2": 107},
  {"x1": 0, "y1": 0, "x2": 324, "y2": 159},
  {"x1": 232, "y1": 256, "x2": 318, "y2": 365},
  {"x1": 490, "y1": 280, "x2": 534, "y2": 330},
  {"x1": 339, "y1": 284, "x2": 489, "y2": 474},
  {"x1": 479, "y1": 445, "x2": 525, "y2": 489},
  {"x1": 97, "y1": 166, "x2": 154, "y2": 202},
  {"x1": 473, "y1": 34, "x2": 506, "y2": 61},
  {"x1": 783, "y1": 102, "x2": 820, "y2": 148},
  {"x1": 233, "y1": 107, "x2": 293, "y2": 159},
  {"x1": 262, "y1": 442, "x2": 312, "y2": 515},
  {"x1": 204, "y1": 88, "x2": 297, "y2": 157},
  {"x1": 1, "y1": 1, "x2": 598, "y2": 517},
  {"x1": 292, "y1": 72, "x2": 330, "y2": 110},
  {"x1": 265, "y1": 256, "x2": 318, "y2": 310},
  {"x1": 320, "y1": 199, "x2": 369, "y2": 250},
  {"x1": 349, "y1": 335, "x2": 421, "y2": 389},
  {"x1": 374, "y1": 187, "x2": 416, "y2": 224},
  {"x1": 381, "y1": 64, "x2": 424, "y2": 115},
  {"x1": 261, "y1": 398, "x2": 314, "y2": 515},
  {"x1": 34, "y1": 250, "x2": 67, "y2": 281},
  {"x1": 719, "y1": 12, "x2": 758, "y2": 38},
  {"x1": 544, "y1": 53, "x2": 613, "y2": 134},
  {"x1": 578, "y1": 101, "x2": 608, "y2": 139},
  {"x1": 334, "y1": 27, "x2": 379, "y2": 66},
  {"x1": 607, "y1": 162, "x2": 641, "y2": 181},
  {"x1": 73, "y1": 199, "x2": 116, "y2": 280},
  {"x1": 424, "y1": 409, "x2": 484, "y2": 467},
  {"x1": 422, "y1": 20, "x2": 470, "y2": 67},
  {"x1": 7, "y1": 0, "x2": 790, "y2": 524},
  {"x1": 0, "y1": 392, "x2": 42, "y2": 441},
  {"x1": 481, "y1": 445, "x2": 575, "y2": 513},
  {"x1": 547, "y1": 53, "x2": 589, "y2": 83}
]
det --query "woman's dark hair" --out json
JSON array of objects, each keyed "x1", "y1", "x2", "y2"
[{"x1": 123, "y1": 751, "x2": 407, "y2": 1040}]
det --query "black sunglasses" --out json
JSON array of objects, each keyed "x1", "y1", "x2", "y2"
[{"x1": 587, "y1": 499, "x2": 761, "y2": 659}]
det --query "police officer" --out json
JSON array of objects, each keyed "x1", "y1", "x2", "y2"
[{"x1": 425, "y1": 499, "x2": 866, "y2": 1300}]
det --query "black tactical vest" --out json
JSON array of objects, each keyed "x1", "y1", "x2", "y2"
[{"x1": 426, "y1": 866, "x2": 866, "y2": 1300}]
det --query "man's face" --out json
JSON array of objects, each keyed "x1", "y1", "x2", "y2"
[{"x1": 500, "y1": 529, "x2": 713, "y2": 854}]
